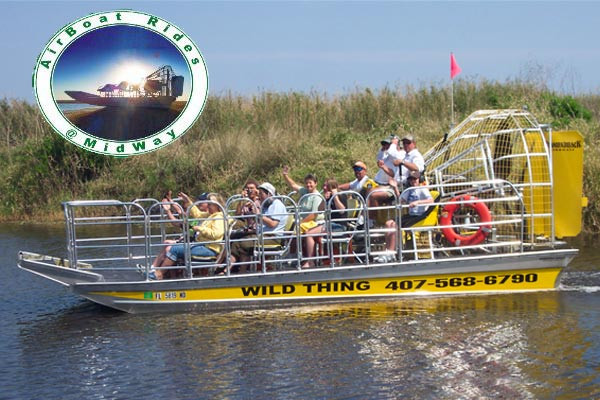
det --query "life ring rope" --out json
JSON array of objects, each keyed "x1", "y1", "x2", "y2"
[{"x1": 439, "y1": 194, "x2": 492, "y2": 246}]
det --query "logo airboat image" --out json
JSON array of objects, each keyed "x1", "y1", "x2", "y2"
[
  {"x1": 64, "y1": 65, "x2": 185, "y2": 109},
  {"x1": 33, "y1": 10, "x2": 208, "y2": 155},
  {"x1": 18, "y1": 110, "x2": 586, "y2": 313}
]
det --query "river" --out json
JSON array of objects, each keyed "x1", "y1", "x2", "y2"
[{"x1": 1, "y1": 223, "x2": 598, "y2": 399}]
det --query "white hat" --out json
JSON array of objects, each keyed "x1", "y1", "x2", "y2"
[
  {"x1": 401, "y1": 134, "x2": 415, "y2": 143},
  {"x1": 258, "y1": 182, "x2": 276, "y2": 196}
]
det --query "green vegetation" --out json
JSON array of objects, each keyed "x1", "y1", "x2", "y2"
[{"x1": 1, "y1": 79, "x2": 599, "y2": 231}]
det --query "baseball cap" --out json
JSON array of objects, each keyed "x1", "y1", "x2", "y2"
[
  {"x1": 353, "y1": 161, "x2": 367, "y2": 171},
  {"x1": 258, "y1": 182, "x2": 276, "y2": 196},
  {"x1": 401, "y1": 134, "x2": 415, "y2": 143},
  {"x1": 408, "y1": 170, "x2": 421, "y2": 179}
]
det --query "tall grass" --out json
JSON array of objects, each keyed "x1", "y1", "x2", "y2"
[{"x1": 1, "y1": 79, "x2": 599, "y2": 231}]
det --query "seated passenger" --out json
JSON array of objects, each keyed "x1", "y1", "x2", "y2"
[
  {"x1": 227, "y1": 182, "x2": 287, "y2": 273},
  {"x1": 145, "y1": 191, "x2": 209, "y2": 272},
  {"x1": 232, "y1": 179, "x2": 261, "y2": 237},
  {"x1": 282, "y1": 166, "x2": 325, "y2": 268},
  {"x1": 152, "y1": 193, "x2": 226, "y2": 279},
  {"x1": 323, "y1": 178, "x2": 348, "y2": 232},
  {"x1": 338, "y1": 161, "x2": 378, "y2": 228},
  {"x1": 375, "y1": 171, "x2": 433, "y2": 263}
]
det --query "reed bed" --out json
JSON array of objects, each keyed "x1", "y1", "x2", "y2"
[{"x1": 1, "y1": 80, "x2": 599, "y2": 231}]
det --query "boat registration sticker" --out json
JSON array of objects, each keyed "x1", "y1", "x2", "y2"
[{"x1": 33, "y1": 10, "x2": 209, "y2": 156}]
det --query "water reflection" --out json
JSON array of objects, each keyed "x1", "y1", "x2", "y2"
[
  {"x1": 5, "y1": 223, "x2": 600, "y2": 399},
  {"x1": 14, "y1": 293, "x2": 598, "y2": 399}
]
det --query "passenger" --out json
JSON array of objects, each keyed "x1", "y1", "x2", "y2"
[
  {"x1": 323, "y1": 178, "x2": 348, "y2": 232},
  {"x1": 152, "y1": 193, "x2": 226, "y2": 279},
  {"x1": 374, "y1": 135, "x2": 405, "y2": 187},
  {"x1": 375, "y1": 171, "x2": 433, "y2": 263},
  {"x1": 145, "y1": 191, "x2": 209, "y2": 273},
  {"x1": 369, "y1": 135, "x2": 406, "y2": 223},
  {"x1": 227, "y1": 182, "x2": 287, "y2": 273},
  {"x1": 232, "y1": 179, "x2": 261, "y2": 237},
  {"x1": 338, "y1": 161, "x2": 379, "y2": 228},
  {"x1": 393, "y1": 134, "x2": 425, "y2": 186},
  {"x1": 282, "y1": 166, "x2": 325, "y2": 269}
]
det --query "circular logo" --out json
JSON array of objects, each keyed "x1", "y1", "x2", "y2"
[{"x1": 33, "y1": 10, "x2": 208, "y2": 156}]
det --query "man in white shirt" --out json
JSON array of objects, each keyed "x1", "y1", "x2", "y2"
[
  {"x1": 394, "y1": 134, "x2": 425, "y2": 186},
  {"x1": 374, "y1": 135, "x2": 405, "y2": 185}
]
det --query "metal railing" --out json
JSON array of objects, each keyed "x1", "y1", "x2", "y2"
[{"x1": 61, "y1": 179, "x2": 543, "y2": 280}]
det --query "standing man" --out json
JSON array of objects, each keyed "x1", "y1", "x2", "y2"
[
  {"x1": 394, "y1": 134, "x2": 425, "y2": 186},
  {"x1": 374, "y1": 134, "x2": 405, "y2": 186}
]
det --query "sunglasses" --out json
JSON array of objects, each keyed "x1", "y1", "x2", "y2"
[{"x1": 353, "y1": 166, "x2": 364, "y2": 172}]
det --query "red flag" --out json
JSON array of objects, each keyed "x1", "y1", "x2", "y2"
[{"x1": 450, "y1": 53, "x2": 461, "y2": 79}]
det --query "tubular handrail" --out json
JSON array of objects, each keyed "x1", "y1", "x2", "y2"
[{"x1": 61, "y1": 178, "x2": 542, "y2": 279}]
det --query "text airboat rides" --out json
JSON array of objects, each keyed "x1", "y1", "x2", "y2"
[{"x1": 36, "y1": 10, "x2": 207, "y2": 155}]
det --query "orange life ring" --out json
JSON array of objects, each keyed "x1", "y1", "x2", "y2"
[{"x1": 439, "y1": 194, "x2": 492, "y2": 246}]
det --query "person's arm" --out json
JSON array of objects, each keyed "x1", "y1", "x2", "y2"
[
  {"x1": 331, "y1": 188, "x2": 346, "y2": 211},
  {"x1": 282, "y1": 165, "x2": 302, "y2": 191},
  {"x1": 262, "y1": 214, "x2": 280, "y2": 228},
  {"x1": 408, "y1": 196, "x2": 433, "y2": 209},
  {"x1": 407, "y1": 189, "x2": 433, "y2": 209},
  {"x1": 394, "y1": 152, "x2": 424, "y2": 173},
  {"x1": 393, "y1": 157, "x2": 418, "y2": 172},
  {"x1": 338, "y1": 182, "x2": 351, "y2": 191},
  {"x1": 389, "y1": 179, "x2": 401, "y2": 198},
  {"x1": 377, "y1": 159, "x2": 395, "y2": 178},
  {"x1": 180, "y1": 192, "x2": 208, "y2": 219}
]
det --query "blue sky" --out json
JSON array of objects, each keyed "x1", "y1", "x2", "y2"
[
  {"x1": 2, "y1": 1, "x2": 600, "y2": 102},
  {"x1": 53, "y1": 25, "x2": 191, "y2": 100}
]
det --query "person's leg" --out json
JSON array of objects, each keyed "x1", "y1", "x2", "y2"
[
  {"x1": 367, "y1": 189, "x2": 393, "y2": 227},
  {"x1": 157, "y1": 243, "x2": 183, "y2": 279},
  {"x1": 384, "y1": 219, "x2": 396, "y2": 252},
  {"x1": 150, "y1": 239, "x2": 177, "y2": 268},
  {"x1": 302, "y1": 225, "x2": 323, "y2": 269}
]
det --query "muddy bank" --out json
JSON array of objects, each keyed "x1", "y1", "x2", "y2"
[{"x1": 64, "y1": 101, "x2": 186, "y2": 140}]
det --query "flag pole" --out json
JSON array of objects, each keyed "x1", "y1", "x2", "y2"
[{"x1": 451, "y1": 77, "x2": 454, "y2": 128}]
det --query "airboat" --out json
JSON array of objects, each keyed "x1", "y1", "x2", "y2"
[
  {"x1": 64, "y1": 65, "x2": 183, "y2": 109},
  {"x1": 18, "y1": 109, "x2": 586, "y2": 313}
]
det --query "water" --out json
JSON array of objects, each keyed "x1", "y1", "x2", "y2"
[
  {"x1": 1, "y1": 222, "x2": 599, "y2": 399},
  {"x1": 58, "y1": 103, "x2": 103, "y2": 112}
]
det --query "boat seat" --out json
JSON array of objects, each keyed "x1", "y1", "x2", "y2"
[
  {"x1": 319, "y1": 196, "x2": 365, "y2": 265},
  {"x1": 253, "y1": 214, "x2": 297, "y2": 271},
  {"x1": 403, "y1": 190, "x2": 440, "y2": 260}
]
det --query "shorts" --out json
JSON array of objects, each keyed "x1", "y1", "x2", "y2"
[
  {"x1": 330, "y1": 222, "x2": 347, "y2": 232},
  {"x1": 166, "y1": 243, "x2": 218, "y2": 261}
]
